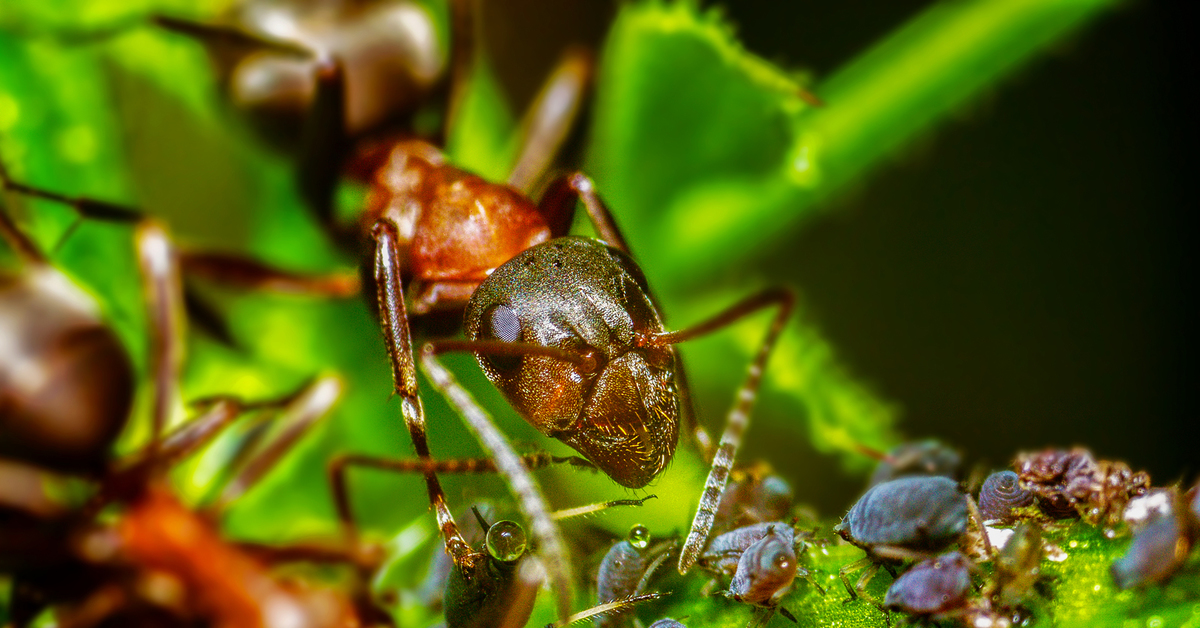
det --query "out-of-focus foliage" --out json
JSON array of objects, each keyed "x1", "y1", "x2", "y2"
[{"x1": 3, "y1": 0, "x2": 1189, "y2": 626}]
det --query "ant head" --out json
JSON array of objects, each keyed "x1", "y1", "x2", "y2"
[{"x1": 465, "y1": 237, "x2": 679, "y2": 489}]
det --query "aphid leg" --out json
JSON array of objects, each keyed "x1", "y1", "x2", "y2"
[
  {"x1": 297, "y1": 57, "x2": 349, "y2": 227},
  {"x1": 674, "y1": 288, "x2": 797, "y2": 574},
  {"x1": 964, "y1": 493, "x2": 995, "y2": 559},
  {"x1": 507, "y1": 47, "x2": 593, "y2": 195},
  {"x1": 207, "y1": 375, "x2": 345, "y2": 513},
  {"x1": 369, "y1": 219, "x2": 472, "y2": 563},
  {"x1": 419, "y1": 342, "x2": 574, "y2": 621},
  {"x1": 838, "y1": 556, "x2": 875, "y2": 601}
]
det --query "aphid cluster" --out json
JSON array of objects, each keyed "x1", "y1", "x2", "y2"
[{"x1": 2, "y1": 3, "x2": 1192, "y2": 628}]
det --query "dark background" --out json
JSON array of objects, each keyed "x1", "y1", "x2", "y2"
[{"x1": 484, "y1": 0, "x2": 1197, "y2": 509}]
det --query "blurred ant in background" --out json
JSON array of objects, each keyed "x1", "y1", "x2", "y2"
[{"x1": 2, "y1": 168, "x2": 362, "y2": 625}]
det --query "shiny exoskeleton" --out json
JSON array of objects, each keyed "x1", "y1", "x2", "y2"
[{"x1": 466, "y1": 237, "x2": 676, "y2": 488}]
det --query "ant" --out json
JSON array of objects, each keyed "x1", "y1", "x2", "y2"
[{"x1": 2, "y1": 174, "x2": 357, "y2": 625}]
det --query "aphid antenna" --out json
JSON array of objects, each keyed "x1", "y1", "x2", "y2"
[
  {"x1": 550, "y1": 495, "x2": 658, "y2": 521},
  {"x1": 544, "y1": 593, "x2": 667, "y2": 628}
]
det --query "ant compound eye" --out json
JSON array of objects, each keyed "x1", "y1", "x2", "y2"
[
  {"x1": 480, "y1": 304, "x2": 523, "y2": 373},
  {"x1": 486, "y1": 520, "x2": 527, "y2": 562},
  {"x1": 627, "y1": 524, "x2": 651, "y2": 549},
  {"x1": 484, "y1": 304, "x2": 521, "y2": 343}
]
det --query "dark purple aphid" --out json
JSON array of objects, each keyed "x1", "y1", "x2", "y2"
[
  {"x1": 726, "y1": 528, "x2": 798, "y2": 607},
  {"x1": 837, "y1": 476, "x2": 968, "y2": 553},
  {"x1": 979, "y1": 470, "x2": 1034, "y2": 523},
  {"x1": 595, "y1": 525, "x2": 663, "y2": 628},
  {"x1": 835, "y1": 476, "x2": 971, "y2": 602},
  {"x1": 884, "y1": 551, "x2": 973, "y2": 618},
  {"x1": 868, "y1": 440, "x2": 961, "y2": 487},
  {"x1": 1111, "y1": 507, "x2": 1197, "y2": 590}
]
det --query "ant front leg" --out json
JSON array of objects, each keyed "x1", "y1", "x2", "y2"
[
  {"x1": 418, "y1": 342, "x2": 574, "y2": 622},
  {"x1": 675, "y1": 288, "x2": 796, "y2": 574},
  {"x1": 368, "y1": 218, "x2": 473, "y2": 563}
]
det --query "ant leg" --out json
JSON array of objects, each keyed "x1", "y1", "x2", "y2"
[
  {"x1": 419, "y1": 343, "x2": 574, "y2": 621},
  {"x1": 207, "y1": 375, "x2": 344, "y2": 513},
  {"x1": 550, "y1": 495, "x2": 657, "y2": 521},
  {"x1": 539, "y1": 171, "x2": 628, "y2": 251},
  {"x1": 544, "y1": 593, "x2": 666, "y2": 628},
  {"x1": 297, "y1": 58, "x2": 349, "y2": 228},
  {"x1": 441, "y1": 0, "x2": 476, "y2": 143},
  {"x1": 507, "y1": 48, "x2": 593, "y2": 195},
  {"x1": 675, "y1": 288, "x2": 795, "y2": 574},
  {"x1": 367, "y1": 219, "x2": 473, "y2": 563},
  {"x1": 180, "y1": 251, "x2": 360, "y2": 297},
  {"x1": 134, "y1": 223, "x2": 185, "y2": 462}
]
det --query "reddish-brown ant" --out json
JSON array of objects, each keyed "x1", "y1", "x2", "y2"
[{"x1": 2, "y1": 175, "x2": 361, "y2": 625}]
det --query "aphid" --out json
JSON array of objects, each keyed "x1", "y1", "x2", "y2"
[
  {"x1": 697, "y1": 521, "x2": 821, "y2": 625},
  {"x1": 978, "y1": 470, "x2": 1035, "y2": 524},
  {"x1": 883, "y1": 551, "x2": 974, "y2": 621},
  {"x1": 834, "y1": 476, "x2": 977, "y2": 602},
  {"x1": 862, "y1": 440, "x2": 962, "y2": 487},
  {"x1": 1015, "y1": 447, "x2": 1149, "y2": 526},
  {"x1": 713, "y1": 462, "x2": 795, "y2": 534},
  {"x1": 1110, "y1": 490, "x2": 1199, "y2": 590},
  {"x1": 647, "y1": 620, "x2": 686, "y2": 628},
  {"x1": 594, "y1": 524, "x2": 672, "y2": 628}
]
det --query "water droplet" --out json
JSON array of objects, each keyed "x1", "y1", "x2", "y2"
[
  {"x1": 1068, "y1": 540, "x2": 1079, "y2": 549},
  {"x1": 485, "y1": 520, "x2": 526, "y2": 562},
  {"x1": 1148, "y1": 616, "x2": 1163, "y2": 628},
  {"x1": 628, "y1": 524, "x2": 650, "y2": 549},
  {"x1": 1093, "y1": 584, "x2": 1102, "y2": 592}
]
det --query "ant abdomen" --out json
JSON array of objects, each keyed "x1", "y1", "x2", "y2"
[{"x1": 0, "y1": 269, "x2": 134, "y2": 474}]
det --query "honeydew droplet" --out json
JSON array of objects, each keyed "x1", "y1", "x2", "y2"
[{"x1": 628, "y1": 524, "x2": 650, "y2": 549}]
